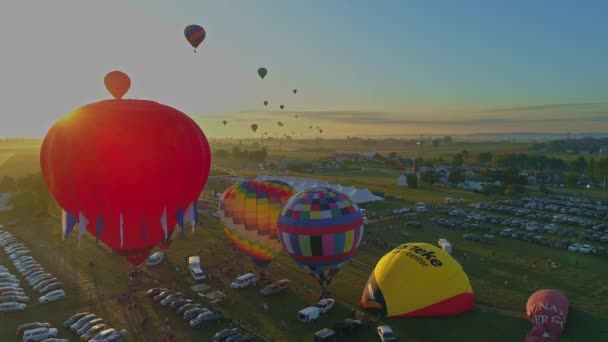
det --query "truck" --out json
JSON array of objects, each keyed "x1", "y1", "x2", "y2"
[
  {"x1": 298, "y1": 306, "x2": 320, "y2": 323},
  {"x1": 188, "y1": 256, "x2": 206, "y2": 282}
]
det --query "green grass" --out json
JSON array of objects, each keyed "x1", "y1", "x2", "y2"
[{"x1": 0, "y1": 142, "x2": 607, "y2": 341}]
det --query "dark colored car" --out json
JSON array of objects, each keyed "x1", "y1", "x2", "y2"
[
  {"x1": 170, "y1": 299, "x2": 193, "y2": 310},
  {"x1": 63, "y1": 312, "x2": 90, "y2": 328},
  {"x1": 333, "y1": 319, "x2": 362, "y2": 336},
  {"x1": 153, "y1": 290, "x2": 175, "y2": 302},
  {"x1": 407, "y1": 221, "x2": 422, "y2": 228},
  {"x1": 226, "y1": 334, "x2": 254, "y2": 342},
  {"x1": 213, "y1": 328, "x2": 240, "y2": 342},
  {"x1": 176, "y1": 303, "x2": 201, "y2": 315}
]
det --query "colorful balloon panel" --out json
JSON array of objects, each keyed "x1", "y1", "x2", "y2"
[
  {"x1": 525, "y1": 289, "x2": 569, "y2": 342},
  {"x1": 277, "y1": 188, "x2": 364, "y2": 286},
  {"x1": 41, "y1": 97, "x2": 211, "y2": 265},
  {"x1": 184, "y1": 25, "x2": 206, "y2": 50},
  {"x1": 361, "y1": 243, "x2": 474, "y2": 317},
  {"x1": 220, "y1": 180, "x2": 295, "y2": 267}
]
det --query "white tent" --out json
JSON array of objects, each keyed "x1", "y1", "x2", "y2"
[
  {"x1": 349, "y1": 188, "x2": 383, "y2": 204},
  {"x1": 397, "y1": 174, "x2": 407, "y2": 187}
]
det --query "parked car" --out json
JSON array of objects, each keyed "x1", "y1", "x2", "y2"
[
  {"x1": 176, "y1": 303, "x2": 201, "y2": 315},
  {"x1": 0, "y1": 294, "x2": 29, "y2": 303},
  {"x1": 89, "y1": 328, "x2": 127, "y2": 342},
  {"x1": 33, "y1": 279, "x2": 58, "y2": 292},
  {"x1": 463, "y1": 234, "x2": 480, "y2": 241},
  {"x1": 71, "y1": 314, "x2": 97, "y2": 331},
  {"x1": 77, "y1": 318, "x2": 105, "y2": 335},
  {"x1": 39, "y1": 283, "x2": 64, "y2": 295},
  {"x1": 22, "y1": 327, "x2": 58, "y2": 342},
  {"x1": 17, "y1": 322, "x2": 51, "y2": 338},
  {"x1": 169, "y1": 298, "x2": 193, "y2": 310},
  {"x1": 80, "y1": 324, "x2": 107, "y2": 342},
  {"x1": 579, "y1": 244, "x2": 593, "y2": 254},
  {"x1": 568, "y1": 243, "x2": 581, "y2": 252},
  {"x1": 184, "y1": 307, "x2": 209, "y2": 321},
  {"x1": 153, "y1": 290, "x2": 175, "y2": 302},
  {"x1": 377, "y1": 325, "x2": 397, "y2": 342},
  {"x1": 146, "y1": 288, "x2": 167, "y2": 298},
  {"x1": 64, "y1": 313, "x2": 90, "y2": 328},
  {"x1": 333, "y1": 319, "x2": 363, "y2": 336},
  {"x1": 39, "y1": 289, "x2": 65, "y2": 303},
  {"x1": 316, "y1": 298, "x2": 335, "y2": 314},
  {"x1": 213, "y1": 328, "x2": 240, "y2": 342},
  {"x1": 231, "y1": 273, "x2": 257, "y2": 289},
  {"x1": 190, "y1": 311, "x2": 224, "y2": 328},
  {"x1": 225, "y1": 334, "x2": 254, "y2": 342},
  {"x1": 260, "y1": 279, "x2": 290, "y2": 296},
  {"x1": 146, "y1": 251, "x2": 164, "y2": 267},
  {"x1": 160, "y1": 292, "x2": 185, "y2": 306},
  {"x1": 0, "y1": 301, "x2": 26, "y2": 312}
]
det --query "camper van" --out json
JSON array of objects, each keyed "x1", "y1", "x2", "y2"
[
  {"x1": 437, "y1": 239, "x2": 452, "y2": 254},
  {"x1": 188, "y1": 256, "x2": 206, "y2": 282},
  {"x1": 231, "y1": 273, "x2": 257, "y2": 289},
  {"x1": 298, "y1": 306, "x2": 320, "y2": 323}
]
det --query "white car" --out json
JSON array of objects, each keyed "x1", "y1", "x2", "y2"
[
  {"x1": 39, "y1": 289, "x2": 65, "y2": 303},
  {"x1": 9, "y1": 249, "x2": 30, "y2": 258},
  {"x1": 568, "y1": 243, "x2": 581, "y2": 252},
  {"x1": 90, "y1": 328, "x2": 127, "y2": 342},
  {"x1": 22, "y1": 327, "x2": 58, "y2": 342},
  {"x1": 146, "y1": 251, "x2": 164, "y2": 267},
  {"x1": 0, "y1": 301, "x2": 26, "y2": 312},
  {"x1": 377, "y1": 325, "x2": 397, "y2": 342},
  {"x1": 71, "y1": 314, "x2": 97, "y2": 331},
  {"x1": 316, "y1": 298, "x2": 335, "y2": 314},
  {"x1": 579, "y1": 245, "x2": 593, "y2": 254}
]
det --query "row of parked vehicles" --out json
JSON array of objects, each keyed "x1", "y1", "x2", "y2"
[
  {"x1": 0, "y1": 229, "x2": 65, "y2": 304},
  {"x1": 146, "y1": 287, "x2": 253, "y2": 340},
  {"x1": 16, "y1": 321, "x2": 65, "y2": 342},
  {"x1": 63, "y1": 312, "x2": 127, "y2": 341}
]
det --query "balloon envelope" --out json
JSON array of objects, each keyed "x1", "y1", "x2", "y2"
[
  {"x1": 222, "y1": 120, "x2": 227, "y2": 126},
  {"x1": 220, "y1": 180, "x2": 296, "y2": 267},
  {"x1": 251, "y1": 124, "x2": 258, "y2": 132},
  {"x1": 41, "y1": 98, "x2": 211, "y2": 265},
  {"x1": 258, "y1": 68, "x2": 268, "y2": 79},
  {"x1": 526, "y1": 289, "x2": 569, "y2": 342},
  {"x1": 184, "y1": 25, "x2": 206, "y2": 50},
  {"x1": 277, "y1": 188, "x2": 364, "y2": 286},
  {"x1": 264, "y1": 101, "x2": 269, "y2": 106},
  {"x1": 293, "y1": 89, "x2": 297, "y2": 94},
  {"x1": 280, "y1": 105, "x2": 285, "y2": 110},
  {"x1": 361, "y1": 243, "x2": 474, "y2": 317},
  {"x1": 104, "y1": 71, "x2": 131, "y2": 100}
]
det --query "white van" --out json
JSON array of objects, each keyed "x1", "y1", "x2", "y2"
[
  {"x1": 22, "y1": 327, "x2": 58, "y2": 342},
  {"x1": 231, "y1": 273, "x2": 257, "y2": 289},
  {"x1": 146, "y1": 251, "x2": 164, "y2": 267},
  {"x1": 437, "y1": 239, "x2": 452, "y2": 254},
  {"x1": 298, "y1": 306, "x2": 320, "y2": 323},
  {"x1": 188, "y1": 256, "x2": 206, "y2": 282}
]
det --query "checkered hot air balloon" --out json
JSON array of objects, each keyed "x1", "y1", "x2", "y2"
[
  {"x1": 220, "y1": 180, "x2": 296, "y2": 267},
  {"x1": 277, "y1": 188, "x2": 364, "y2": 291}
]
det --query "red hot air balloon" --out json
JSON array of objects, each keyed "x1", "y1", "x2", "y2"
[
  {"x1": 251, "y1": 124, "x2": 258, "y2": 132},
  {"x1": 104, "y1": 71, "x2": 131, "y2": 100},
  {"x1": 41, "y1": 73, "x2": 211, "y2": 265},
  {"x1": 526, "y1": 289, "x2": 569, "y2": 342},
  {"x1": 222, "y1": 120, "x2": 228, "y2": 126},
  {"x1": 280, "y1": 105, "x2": 285, "y2": 110},
  {"x1": 264, "y1": 101, "x2": 269, "y2": 106}
]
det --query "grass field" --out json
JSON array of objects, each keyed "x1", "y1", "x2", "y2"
[{"x1": 0, "y1": 142, "x2": 606, "y2": 341}]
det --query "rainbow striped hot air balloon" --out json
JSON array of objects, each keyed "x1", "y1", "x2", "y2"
[
  {"x1": 220, "y1": 180, "x2": 295, "y2": 267},
  {"x1": 277, "y1": 188, "x2": 364, "y2": 291}
]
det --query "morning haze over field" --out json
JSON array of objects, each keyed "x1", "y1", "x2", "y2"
[
  {"x1": 0, "y1": 1, "x2": 607, "y2": 138},
  {"x1": 1, "y1": 1, "x2": 608, "y2": 342}
]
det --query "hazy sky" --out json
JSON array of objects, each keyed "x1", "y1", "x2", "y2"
[{"x1": 0, "y1": 1, "x2": 607, "y2": 138}]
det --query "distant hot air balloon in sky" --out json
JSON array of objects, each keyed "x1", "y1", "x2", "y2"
[
  {"x1": 104, "y1": 71, "x2": 131, "y2": 100},
  {"x1": 251, "y1": 124, "x2": 258, "y2": 132},
  {"x1": 292, "y1": 131, "x2": 295, "y2": 134},
  {"x1": 258, "y1": 68, "x2": 268, "y2": 79},
  {"x1": 319, "y1": 129, "x2": 323, "y2": 134},
  {"x1": 222, "y1": 120, "x2": 227, "y2": 126},
  {"x1": 220, "y1": 180, "x2": 296, "y2": 267},
  {"x1": 277, "y1": 122, "x2": 283, "y2": 127},
  {"x1": 264, "y1": 101, "x2": 269, "y2": 106},
  {"x1": 280, "y1": 105, "x2": 285, "y2": 110},
  {"x1": 361, "y1": 243, "x2": 474, "y2": 317},
  {"x1": 184, "y1": 25, "x2": 206, "y2": 52},
  {"x1": 278, "y1": 188, "x2": 364, "y2": 297},
  {"x1": 293, "y1": 89, "x2": 297, "y2": 94},
  {"x1": 309, "y1": 126, "x2": 312, "y2": 129},
  {"x1": 294, "y1": 115, "x2": 298, "y2": 119},
  {"x1": 526, "y1": 289, "x2": 569, "y2": 342},
  {"x1": 41, "y1": 73, "x2": 211, "y2": 265}
]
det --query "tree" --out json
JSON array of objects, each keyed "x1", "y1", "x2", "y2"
[
  {"x1": 448, "y1": 168, "x2": 465, "y2": 184},
  {"x1": 504, "y1": 184, "x2": 525, "y2": 196},
  {"x1": 443, "y1": 136, "x2": 452, "y2": 144},
  {"x1": 420, "y1": 170, "x2": 439, "y2": 185},
  {"x1": 214, "y1": 149, "x2": 229, "y2": 159},
  {"x1": 569, "y1": 156, "x2": 587, "y2": 173},
  {"x1": 564, "y1": 173, "x2": 578, "y2": 187},
  {"x1": 9, "y1": 173, "x2": 53, "y2": 213},
  {"x1": 478, "y1": 152, "x2": 493, "y2": 163},
  {"x1": 0, "y1": 176, "x2": 17, "y2": 192},
  {"x1": 451, "y1": 154, "x2": 464, "y2": 167},
  {"x1": 406, "y1": 175, "x2": 418, "y2": 189},
  {"x1": 432, "y1": 139, "x2": 441, "y2": 148},
  {"x1": 388, "y1": 152, "x2": 397, "y2": 160},
  {"x1": 461, "y1": 149, "x2": 470, "y2": 161}
]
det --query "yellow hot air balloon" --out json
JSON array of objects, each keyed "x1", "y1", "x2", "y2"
[{"x1": 361, "y1": 243, "x2": 474, "y2": 317}]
